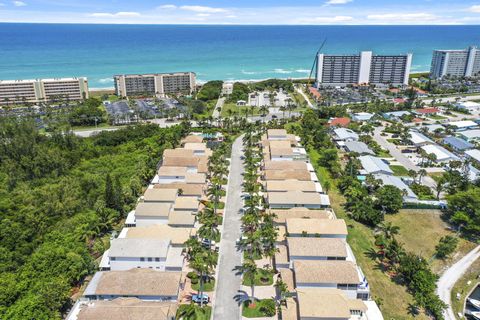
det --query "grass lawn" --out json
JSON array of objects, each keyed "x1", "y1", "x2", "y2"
[
  {"x1": 88, "y1": 90, "x2": 118, "y2": 101},
  {"x1": 428, "y1": 172, "x2": 445, "y2": 184},
  {"x1": 451, "y1": 258, "x2": 480, "y2": 316},
  {"x1": 176, "y1": 304, "x2": 211, "y2": 320},
  {"x1": 376, "y1": 149, "x2": 392, "y2": 158},
  {"x1": 192, "y1": 279, "x2": 216, "y2": 292},
  {"x1": 390, "y1": 165, "x2": 410, "y2": 176},
  {"x1": 428, "y1": 114, "x2": 448, "y2": 120},
  {"x1": 220, "y1": 102, "x2": 261, "y2": 117},
  {"x1": 242, "y1": 299, "x2": 276, "y2": 318},
  {"x1": 384, "y1": 210, "x2": 475, "y2": 273},
  {"x1": 242, "y1": 269, "x2": 274, "y2": 286}
]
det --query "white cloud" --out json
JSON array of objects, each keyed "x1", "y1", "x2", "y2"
[
  {"x1": 468, "y1": 5, "x2": 480, "y2": 13},
  {"x1": 179, "y1": 5, "x2": 228, "y2": 13},
  {"x1": 196, "y1": 13, "x2": 211, "y2": 17},
  {"x1": 226, "y1": 15, "x2": 237, "y2": 18},
  {"x1": 158, "y1": 4, "x2": 177, "y2": 9},
  {"x1": 0, "y1": 3, "x2": 5, "y2": 6},
  {"x1": 90, "y1": 11, "x2": 141, "y2": 18},
  {"x1": 325, "y1": 0, "x2": 352, "y2": 4},
  {"x1": 12, "y1": 1, "x2": 26, "y2": 6},
  {"x1": 298, "y1": 15, "x2": 354, "y2": 23},
  {"x1": 367, "y1": 13, "x2": 437, "y2": 22}
]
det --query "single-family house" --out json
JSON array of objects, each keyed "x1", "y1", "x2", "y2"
[
  {"x1": 459, "y1": 129, "x2": 480, "y2": 142},
  {"x1": 267, "y1": 191, "x2": 329, "y2": 209},
  {"x1": 446, "y1": 120, "x2": 478, "y2": 132},
  {"x1": 373, "y1": 174, "x2": 418, "y2": 201},
  {"x1": 344, "y1": 141, "x2": 374, "y2": 155},
  {"x1": 333, "y1": 128, "x2": 359, "y2": 142},
  {"x1": 465, "y1": 149, "x2": 480, "y2": 164},
  {"x1": 287, "y1": 237, "x2": 349, "y2": 262},
  {"x1": 443, "y1": 136, "x2": 473, "y2": 152},
  {"x1": 408, "y1": 130, "x2": 433, "y2": 147},
  {"x1": 358, "y1": 156, "x2": 393, "y2": 175},
  {"x1": 351, "y1": 112, "x2": 374, "y2": 122},
  {"x1": 420, "y1": 144, "x2": 460, "y2": 163}
]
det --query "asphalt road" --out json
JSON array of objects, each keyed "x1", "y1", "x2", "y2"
[
  {"x1": 212, "y1": 135, "x2": 244, "y2": 320},
  {"x1": 422, "y1": 94, "x2": 480, "y2": 105},
  {"x1": 437, "y1": 245, "x2": 480, "y2": 320},
  {"x1": 373, "y1": 126, "x2": 437, "y2": 190}
]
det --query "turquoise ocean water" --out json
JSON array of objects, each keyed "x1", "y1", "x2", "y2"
[{"x1": 0, "y1": 24, "x2": 480, "y2": 88}]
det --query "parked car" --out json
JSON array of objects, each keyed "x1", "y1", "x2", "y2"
[{"x1": 192, "y1": 294, "x2": 210, "y2": 304}]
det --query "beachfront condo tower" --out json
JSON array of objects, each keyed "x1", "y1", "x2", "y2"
[
  {"x1": 114, "y1": 72, "x2": 196, "y2": 98},
  {"x1": 315, "y1": 51, "x2": 412, "y2": 87},
  {"x1": 0, "y1": 77, "x2": 88, "y2": 105},
  {"x1": 430, "y1": 46, "x2": 480, "y2": 79}
]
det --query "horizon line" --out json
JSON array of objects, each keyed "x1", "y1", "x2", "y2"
[{"x1": 1, "y1": 22, "x2": 480, "y2": 26}]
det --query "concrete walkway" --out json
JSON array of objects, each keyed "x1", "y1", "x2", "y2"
[
  {"x1": 212, "y1": 97, "x2": 225, "y2": 119},
  {"x1": 437, "y1": 245, "x2": 480, "y2": 320},
  {"x1": 295, "y1": 85, "x2": 314, "y2": 109},
  {"x1": 212, "y1": 135, "x2": 245, "y2": 320}
]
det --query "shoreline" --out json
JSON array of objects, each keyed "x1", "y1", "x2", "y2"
[{"x1": 89, "y1": 71, "x2": 430, "y2": 91}]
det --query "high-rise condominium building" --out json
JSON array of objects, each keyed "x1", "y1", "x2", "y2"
[
  {"x1": 114, "y1": 72, "x2": 196, "y2": 98},
  {"x1": 315, "y1": 51, "x2": 412, "y2": 87},
  {"x1": 430, "y1": 46, "x2": 480, "y2": 79},
  {"x1": 0, "y1": 77, "x2": 89, "y2": 105}
]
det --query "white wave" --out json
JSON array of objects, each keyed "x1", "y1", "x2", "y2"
[
  {"x1": 295, "y1": 69, "x2": 310, "y2": 73},
  {"x1": 98, "y1": 77, "x2": 114, "y2": 84},
  {"x1": 241, "y1": 70, "x2": 259, "y2": 75},
  {"x1": 273, "y1": 68, "x2": 293, "y2": 74}
]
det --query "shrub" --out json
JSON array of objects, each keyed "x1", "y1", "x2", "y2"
[{"x1": 259, "y1": 299, "x2": 276, "y2": 317}]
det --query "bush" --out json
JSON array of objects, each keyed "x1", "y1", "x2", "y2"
[
  {"x1": 435, "y1": 235, "x2": 458, "y2": 259},
  {"x1": 259, "y1": 299, "x2": 276, "y2": 317},
  {"x1": 187, "y1": 271, "x2": 198, "y2": 280}
]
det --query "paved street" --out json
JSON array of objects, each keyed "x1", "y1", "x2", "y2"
[
  {"x1": 213, "y1": 97, "x2": 225, "y2": 119},
  {"x1": 422, "y1": 94, "x2": 480, "y2": 105},
  {"x1": 437, "y1": 245, "x2": 480, "y2": 320},
  {"x1": 373, "y1": 126, "x2": 437, "y2": 190},
  {"x1": 213, "y1": 135, "x2": 245, "y2": 320}
]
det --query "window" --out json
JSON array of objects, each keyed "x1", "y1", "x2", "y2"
[
  {"x1": 140, "y1": 257, "x2": 145, "y2": 262},
  {"x1": 110, "y1": 257, "x2": 116, "y2": 261},
  {"x1": 148, "y1": 258, "x2": 152, "y2": 262},
  {"x1": 155, "y1": 258, "x2": 160, "y2": 262}
]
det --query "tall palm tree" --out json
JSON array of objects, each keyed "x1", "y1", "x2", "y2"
[{"x1": 237, "y1": 258, "x2": 258, "y2": 306}]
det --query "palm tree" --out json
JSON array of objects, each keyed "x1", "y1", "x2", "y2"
[
  {"x1": 377, "y1": 222, "x2": 400, "y2": 240},
  {"x1": 274, "y1": 279, "x2": 289, "y2": 307},
  {"x1": 237, "y1": 258, "x2": 258, "y2": 306}
]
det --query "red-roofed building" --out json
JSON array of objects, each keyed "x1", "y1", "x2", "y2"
[
  {"x1": 412, "y1": 117, "x2": 424, "y2": 123},
  {"x1": 413, "y1": 107, "x2": 440, "y2": 116},
  {"x1": 388, "y1": 88, "x2": 400, "y2": 94},
  {"x1": 328, "y1": 117, "x2": 351, "y2": 127},
  {"x1": 309, "y1": 87, "x2": 321, "y2": 101},
  {"x1": 393, "y1": 98, "x2": 406, "y2": 104}
]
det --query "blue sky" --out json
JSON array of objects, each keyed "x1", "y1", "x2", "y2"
[{"x1": 0, "y1": 0, "x2": 480, "y2": 24}]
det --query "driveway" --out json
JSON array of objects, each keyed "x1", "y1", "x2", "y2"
[
  {"x1": 437, "y1": 245, "x2": 480, "y2": 320},
  {"x1": 212, "y1": 135, "x2": 245, "y2": 320},
  {"x1": 213, "y1": 97, "x2": 225, "y2": 119},
  {"x1": 373, "y1": 126, "x2": 437, "y2": 190}
]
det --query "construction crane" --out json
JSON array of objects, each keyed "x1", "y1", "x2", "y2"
[{"x1": 308, "y1": 38, "x2": 327, "y2": 88}]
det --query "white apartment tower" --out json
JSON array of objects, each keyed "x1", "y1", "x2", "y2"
[
  {"x1": 316, "y1": 51, "x2": 412, "y2": 87},
  {"x1": 430, "y1": 46, "x2": 480, "y2": 79},
  {"x1": 0, "y1": 77, "x2": 88, "y2": 105},
  {"x1": 114, "y1": 72, "x2": 196, "y2": 98}
]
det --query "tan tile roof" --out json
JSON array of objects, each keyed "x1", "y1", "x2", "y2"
[
  {"x1": 183, "y1": 142, "x2": 208, "y2": 151},
  {"x1": 269, "y1": 140, "x2": 292, "y2": 149},
  {"x1": 174, "y1": 197, "x2": 199, "y2": 210},
  {"x1": 264, "y1": 161, "x2": 307, "y2": 171},
  {"x1": 93, "y1": 269, "x2": 182, "y2": 297},
  {"x1": 266, "y1": 180, "x2": 317, "y2": 192},
  {"x1": 162, "y1": 156, "x2": 199, "y2": 167},
  {"x1": 126, "y1": 225, "x2": 194, "y2": 245},
  {"x1": 272, "y1": 209, "x2": 331, "y2": 224},
  {"x1": 135, "y1": 202, "x2": 172, "y2": 217},
  {"x1": 280, "y1": 298, "x2": 298, "y2": 320},
  {"x1": 293, "y1": 260, "x2": 359, "y2": 284},
  {"x1": 277, "y1": 225, "x2": 287, "y2": 242},
  {"x1": 287, "y1": 237, "x2": 347, "y2": 258},
  {"x1": 197, "y1": 159, "x2": 209, "y2": 173},
  {"x1": 158, "y1": 166, "x2": 188, "y2": 176},
  {"x1": 181, "y1": 135, "x2": 203, "y2": 144},
  {"x1": 163, "y1": 148, "x2": 194, "y2": 158},
  {"x1": 269, "y1": 146, "x2": 293, "y2": 156},
  {"x1": 275, "y1": 244, "x2": 289, "y2": 265},
  {"x1": 297, "y1": 288, "x2": 366, "y2": 318},
  {"x1": 286, "y1": 218, "x2": 347, "y2": 235},
  {"x1": 168, "y1": 211, "x2": 196, "y2": 226},
  {"x1": 278, "y1": 268, "x2": 295, "y2": 292},
  {"x1": 154, "y1": 183, "x2": 204, "y2": 197},
  {"x1": 185, "y1": 173, "x2": 206, "y2": 184},
  {"x1": 264, "y1": 170, "x2": 311, "y2": 181},
  {"x1": 77, "y1": 298, "x2": 178, "y2": 320},
  {"x1": 268, "y1": 191, "x2": 323, "y2": 206},
  {"x1": 143, "y1": 188, "x2": 178, "y2": 202}
]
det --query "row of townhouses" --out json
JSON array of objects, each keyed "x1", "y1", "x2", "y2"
[
  {"x1": 67, "y1": 134, "x2": 212, "y2": 320},
  {"x1": 261, "y1": 129, "x2": 383, "y2": 320}
]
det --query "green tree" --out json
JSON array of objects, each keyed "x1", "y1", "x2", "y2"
[
  {"x1": 435, "y1": 235, "x2": 458, "y2": 260},
  {"x1": 375, "y1": 185, "x2": 403, "y2": 214}
]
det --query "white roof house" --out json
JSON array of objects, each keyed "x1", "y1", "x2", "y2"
[
  {"x1": 421, "y1": 144, "x2": 460, "y2": 163},
  {"x1": 344, "y1": 141, "x2": 375, "y2": 155},
  {"x1": 455, "y1": 101, "x2": 480, "y2": 113},
  {"x1": 408, "y1": 130, "x2": 433, "y2": 147},
  {"x1": 333, "y1": 128, "x2": 359, "y2": 142},
  {"x1": 374, "y1": 174, "x2": 418, "y2": 201},
  {"x1": 351, "y1": 112, "x2": 374, "y2": 122},
  {"x1": 465, "y1": 149, "x2": 480, "y2": 163},
  {"x1": 459, "y1": 129, "x2": 480, "y2": 142},
  {"x1": 422, "y1": 124, "x2": 444, "y2": 134},
  {"x1": 447, "y1": 120, "x2": 478, "y2": 131},
  {"x1": 359, "y1": 156, "x2": 393, "y2": 175}
]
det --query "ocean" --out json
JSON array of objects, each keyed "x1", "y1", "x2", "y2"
[{"x1": 1, "y1": 23, "x2": 480, "y2": 89}]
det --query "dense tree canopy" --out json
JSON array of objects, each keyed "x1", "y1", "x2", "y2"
[
  {"x1": 0, "y1": 118, "x2": 188, "y2": 319},
  {"x1": 197, "y1": 81, "x2": 223, "y2": 101}
]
